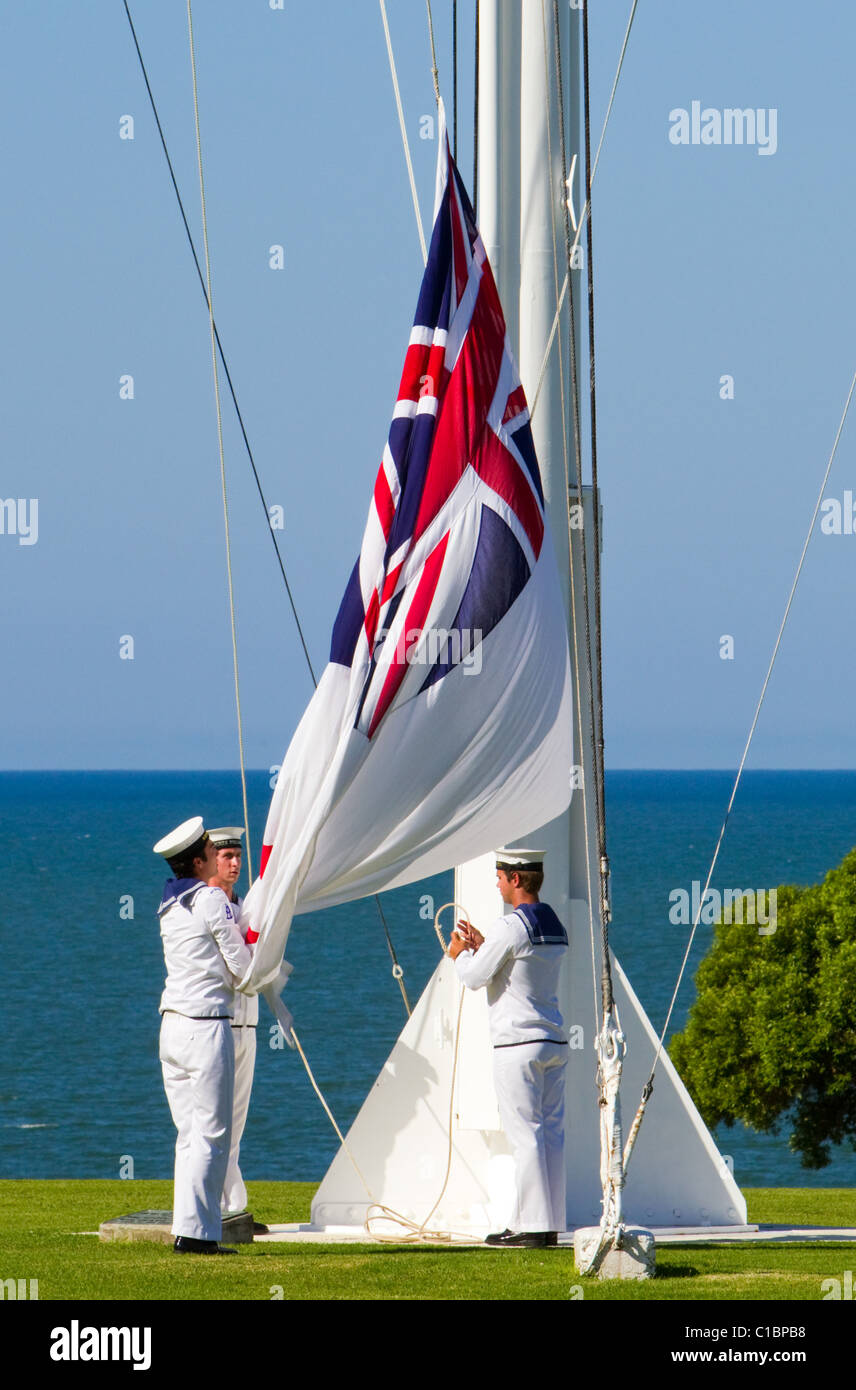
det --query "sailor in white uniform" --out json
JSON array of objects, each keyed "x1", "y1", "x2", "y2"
[
  {"x1": 207, "y1": 827, "x2": 260, "y2": 1225},
  {"x1": 154, "y1": 817, "x2": 253, "y2": 1254},
  {"x1": 449, "y1": 848, "x2": 568, "y2": 1248}
]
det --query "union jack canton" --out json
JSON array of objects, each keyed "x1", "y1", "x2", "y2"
[{"x1": 330, "y1": 125, "x2": 547, "y2": 740}]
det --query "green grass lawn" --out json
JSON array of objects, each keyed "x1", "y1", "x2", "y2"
[{"x1": 0, "y1": 1180, "x2": 854, "y2": 1301}]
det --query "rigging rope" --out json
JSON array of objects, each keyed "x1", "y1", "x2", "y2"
[
  {"x1": 623, "y1": 363, "x2": 856, "y2": 1173},
  {"x1": 424, "y1": 0, "x2": 441, "y2": 104},
  {"x1": 379, "y1": 0, "x2": 428, "y2": 265},
  {"x1": 122, "y1": 1, "x2": 318, "y2": 690},
  {"x1": 473, "y1": 0, "x2": 479, "y2": 218},
  {"x1": 531, "y1": 0, "x2": 641, "y2": 419},
  {"x1": 375, "y1": 895, "x2": 412, "y2": 1016},
  {"x1": 185, "y1": 0, "x2": 253, "y2": 880},
  {"x1": 452, "y1": 0, "x2": 458, "y2": 160}
]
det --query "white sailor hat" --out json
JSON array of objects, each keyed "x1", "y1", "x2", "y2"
[
  {"x1": 495, "y1": 846, "x2": 545, "y2": 871},
  {"x1": 208, "y1": 826, "x2": 245, "y2": 849},
  {"x1": 153, "y1": 816, "x2": 208, "y2": 859}
]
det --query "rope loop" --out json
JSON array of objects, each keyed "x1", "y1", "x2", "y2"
[{"x1": 433, "y1": 900, "x2": 472, "y2": 955}]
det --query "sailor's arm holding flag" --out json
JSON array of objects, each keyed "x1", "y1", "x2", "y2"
[
  {"x1": 260, "y1": 963, "x2": 297, "y2": 1050},
  {"x1": 200, "y1": 888, "x2": 254, "y2": 981},
  {"x1": 237, "y1": 903, "x2": 297, "y2": 1050}
]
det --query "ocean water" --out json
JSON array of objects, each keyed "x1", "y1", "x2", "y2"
[{"x1": 2, "y1": 770, "x2": 855, "y2": 1189}]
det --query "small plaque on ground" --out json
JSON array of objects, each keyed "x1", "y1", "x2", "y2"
[
  {"x1": 98, "y1": 1210, "x2": 255, "y2": 1245},
  {"x1": 99, "y1": 1211, "x2": 173, "y2": 1245}
]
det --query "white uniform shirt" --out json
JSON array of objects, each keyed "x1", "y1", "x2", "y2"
[
  {"x1": 231, "y1": 897, "x2": 260, "y2": 1027},
  {"x1": 454, "y1": 909, "x2": 566, "y2": 1046},
  {"x1": 159, "y1": 883, "x2": 253, "y2": 1019}
]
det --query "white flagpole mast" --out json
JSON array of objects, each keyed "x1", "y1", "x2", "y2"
[
  {"x1": 517, "y1": 0, "x2": 589, "y2": 1235},
  {"x1": 477, "y1": 0, "x2": 520, "y2": 361}
]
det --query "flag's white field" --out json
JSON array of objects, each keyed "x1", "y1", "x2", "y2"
[{"x1": 242, "y1": 105, "x2": 571, "y2": 990}]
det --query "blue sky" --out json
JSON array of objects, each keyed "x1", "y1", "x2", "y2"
[{"x1": 2, "y1": 0, "x2": 855, "y2": 770}]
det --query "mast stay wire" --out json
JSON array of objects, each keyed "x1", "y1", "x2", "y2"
[
  {"x1": 379, "y1": 0, "x2": 428, "y2": 265},
  {"x1": 128, "y1": 2, "x2": 412, "y2": 1009},
  {"x1": 452, "y1": 0, "x2": 458, "y2": 161},
  {"x1": 531, "y1": 0, "x2": 640, "y2": 420},
  {"x1": 623, "y1": 363, "x2": 856, "y2": 1173},
  {"x1": 123, "y1": 0, "x2": 318, "y2": 691},
  {"x1": 473, "y1": 2, "x2": 480, "y2": 218},
  {"x1": 185, "y1": 0, "x2": 253, "y2": 880}
]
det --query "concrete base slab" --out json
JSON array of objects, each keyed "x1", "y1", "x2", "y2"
[
  {"x1": 249, "y1": 1222, "x2": 856, "y2": 1247},
  {"x1": 253, "y1": 1224, "x2": 486, "y2": 1245},
  {"x1": 98, "y1": 1209, "x2": 256, "y2": 1245},
  {"x1": 651, "y1": 1224, "x2": 856, "y2": 1245}
]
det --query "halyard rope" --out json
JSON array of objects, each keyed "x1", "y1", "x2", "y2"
[
  {"x1": 424, "y1": 0, "x2": 441, "y2": 105},
  {"x1": 186, "y1": 0, "x2": 253, "y2": 880}
]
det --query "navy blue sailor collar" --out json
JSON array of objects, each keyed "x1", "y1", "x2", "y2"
[
  {"x1": 514, "y1": 902, "x2": 568, "y2": 946},
  {"x1": 157, "y1": 876, "x2": 208, "y2": 917}
]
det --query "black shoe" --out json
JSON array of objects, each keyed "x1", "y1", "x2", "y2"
[
  {"x1": 484, "y1": 1228, "x2": 514, "y2": 1245},
  {"x1": 173, "y1": 1236, "x2": 237, "y2": 1255},
  {"x1": 484, "y1": 1230, "x2": 547, "y2": 1248},
  {"x1": 546, "y1": 1232, "x2": 559, "y2": 1247},
  {"x1": 252, "y1": 1221, "x2": 270, "y2": 1235}
]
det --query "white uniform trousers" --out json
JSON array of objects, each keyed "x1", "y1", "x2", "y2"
[
  {"x1": 159, "y1": 1012, "x2": 235, "y2": 1242},
  {"x1": 221, "y1": 1025, "x2": 256, "y2": 1215},
  {"x1": 492, "y1": 1040, "x2": 567, "y2": 1233}
]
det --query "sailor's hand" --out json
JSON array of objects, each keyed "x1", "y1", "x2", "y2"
[
  {"x1": 448, "y1": 932, "x2": 468, "y2": 960},
  {"x1": 277, "y1": 1003, "x2": 296, "y2": 1048},
  {"x1": 457, "y1": 920, "x2": 484, "y2": 951},
  {"x1": 261, "y1": 985, "x2": 297, "y2": 1050},
  {"x1": 270, "y1": 959, "x2": 294, "y2": 996}
]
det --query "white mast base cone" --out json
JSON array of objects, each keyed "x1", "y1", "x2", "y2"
[{"x1": 574, "y1": 1227, "x2": 656, "y2": 1280}]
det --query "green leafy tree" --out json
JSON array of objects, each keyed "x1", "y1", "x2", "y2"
[{"x1": 669, "y1": 848, "x2": 856, "y2": 1167}]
